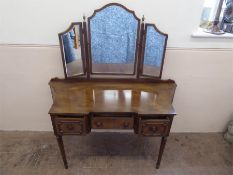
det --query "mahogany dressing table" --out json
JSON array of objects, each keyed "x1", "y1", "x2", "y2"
[{"x1": 49, "y1": 3, "x2": 177, "y2": 169}]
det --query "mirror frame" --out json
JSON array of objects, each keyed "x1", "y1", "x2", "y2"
[
  {"x1": 58, "y1": 22, "x2": 86, "y2": 78},
  {"x1": 87, "y1": 3, "x2": 141, "y2": 76},
  {"x1": 140, "y1": 24, "x2": 168, "y2": 79},
  {"x1": 58, "y1": 3, "x2": 170, "y2": 82}
]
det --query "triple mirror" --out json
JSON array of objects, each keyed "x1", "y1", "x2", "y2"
[{"x1": 59, "y1": 3, "x2": 168, "y2": 79}]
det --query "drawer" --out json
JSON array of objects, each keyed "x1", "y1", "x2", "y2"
[
  {"x1": 54, "y1": 117, "x2": 88, "y2": 135},
  {"x1": 140, "y1": 119, "x2": 170, "y2": 137},
  {"x1": 92, "y1": 116, "x2": 133, "y2": 129}
]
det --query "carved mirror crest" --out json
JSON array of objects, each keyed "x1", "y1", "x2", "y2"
[
  {"x1": 88, "y1": 4, "x2": 140, "y2": 75},
  {"x1": 58, "y1": 22, "x2": 85, "y2": 78},
  {"x1": 141, "y1": 24, "x2": 168, "y2": 78}
]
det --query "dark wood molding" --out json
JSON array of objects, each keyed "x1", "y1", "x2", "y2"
[
  {"x1": 137, "y1": 20, "x2": 145, "y2": 78},
  {"x1": 83, "y1": 21, "x2": 90, "y2": 79},
  {"x1": 87, "y1": 3, "x2": 141, "y2": 22},
  {"x1": 49, "y1": 77, "x2": 176, "y2": 84}
]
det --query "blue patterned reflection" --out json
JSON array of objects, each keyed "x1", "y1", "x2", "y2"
[
  {"x1": 62, "y1": 30, "x2": 77, "y2": 64},
  {"x1": 144, "y1": 26, "x2": 166, "y2": 67},
  {"x1": 90, "y1": 5, "x2": 138, "y2": 64}
]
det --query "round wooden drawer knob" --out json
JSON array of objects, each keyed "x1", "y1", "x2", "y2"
[
  {"x1": 96, "y1": 122, "x2": 103, "y2": 127},
  {"x1": 66, "y1": 124, "x2": 74, "y2": 130},
  {"x1": 150, "y1": 126, "x2": 157, "y2": 133},
  {"x1": 123, "y1": 122, "x2": 129, "y2": 128}
]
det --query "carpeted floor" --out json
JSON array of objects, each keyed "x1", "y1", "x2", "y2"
[{"x1": 0, "y1": 131, "x2": 232, "y2": 175}]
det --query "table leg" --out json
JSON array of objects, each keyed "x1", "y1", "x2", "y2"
[
  {"x1": 56, "y1": 136, "x2": 68, "y2": 169},
  {"x1": 156, "y1": 136, "x2": 167, "y2": 169}
]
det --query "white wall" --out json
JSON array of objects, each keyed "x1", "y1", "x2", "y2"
[
  {"x1": 0, "y1": 0, "x2": 232, "y2": 132},
  {"x1": 163, "y1": 48, "x2": 233, "y2": 132},
  {"x1": 0, "y1": 46, "x2": 232, "y2": 132},
  {"x1": 0, "y1": 0, "x2": 233, "y2": 48}
]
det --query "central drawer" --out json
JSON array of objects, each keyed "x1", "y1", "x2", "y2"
[{"x1": 91, "y1": 115, "x2": 133, "y2": 129}]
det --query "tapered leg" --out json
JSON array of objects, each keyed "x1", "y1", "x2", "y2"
[
  {"x1": 56, "y1": 136, "x2": 68, "y2": 169},
  {"x1": 156, "y1": 136, "x2": 167, "y2": 169}
]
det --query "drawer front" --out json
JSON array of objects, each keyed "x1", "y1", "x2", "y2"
[
  {"x1": 140, "y1": 119, "x2": 170, "y2": 137},
  {"x1": 92, "y1": 116, "x2": 133, "y2": 129},
  {"x1": 54, "y1": 117, "x2": 86, "y2": 135}
]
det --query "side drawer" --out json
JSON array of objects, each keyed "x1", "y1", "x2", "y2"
[
  {"x1": 140, "y1": 119, "x2": 170, "y2": 137},
  {"x1": 92, "y1": 115, "x2": 133, "y2": 129},
  {"x1": 54, "y1": 117, "x2": 89, "y2": 135}
]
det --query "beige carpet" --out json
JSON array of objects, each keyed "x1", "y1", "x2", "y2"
[{"x1": 0, "y1": 131, "x2": 232, "y2": 175}]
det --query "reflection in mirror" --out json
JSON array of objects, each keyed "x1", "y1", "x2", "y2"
[
  {"x1": 89, "y1": 5, "x2": 139, "y2": 74},
  {"x1": 143, "y1": 24, "x2": 167, "y2": 77},
  {"x1": 60, "y1": 23, "x2": 84, "y2": 77}
]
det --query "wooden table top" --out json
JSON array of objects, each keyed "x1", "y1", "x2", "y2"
[{"x1": 49, "y1": 79, "x2": 177, "y2": 115}]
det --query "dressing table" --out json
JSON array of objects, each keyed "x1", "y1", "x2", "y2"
[{"x1": 49, "y1": 3, "x2": 177, "y2": 169}]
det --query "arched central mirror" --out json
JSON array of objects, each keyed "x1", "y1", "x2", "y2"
[{"x1": 88, "y1": 4, "x2": 140, "y2": 75}]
